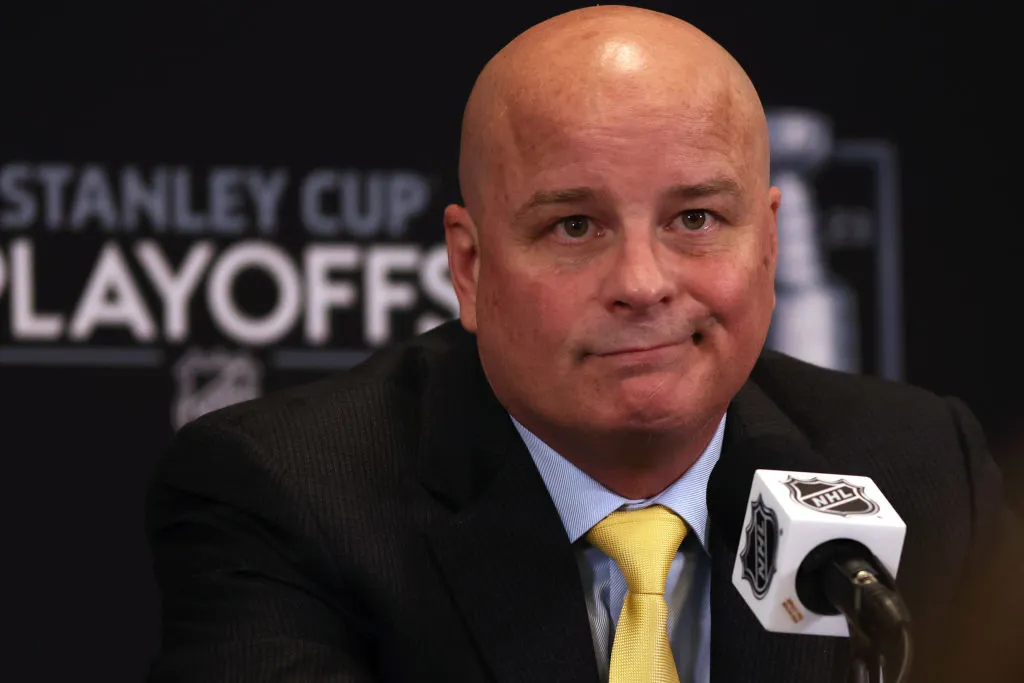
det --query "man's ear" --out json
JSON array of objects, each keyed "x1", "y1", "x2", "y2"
[
  {"x1": 443, "y1": 203, "x2": 481, "y2": 332},
  {"x1": 767, "y1": 185, "x2": 781, "y2": 310}
]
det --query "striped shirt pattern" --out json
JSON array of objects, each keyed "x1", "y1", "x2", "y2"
[{"x1": 512, "y1": 413, "x2": 726, "y2": 683}]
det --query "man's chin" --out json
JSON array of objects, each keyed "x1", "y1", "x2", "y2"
[{"x1": 595, "y1": 393, "x2": 700, "y2": 434}]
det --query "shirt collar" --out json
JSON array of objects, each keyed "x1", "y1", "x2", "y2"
[{"x1": 512, "y1": 413, "x2": 726, "y2": 551}]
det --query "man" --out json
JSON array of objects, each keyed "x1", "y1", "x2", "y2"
[{"x1": 145, "y1": 6, "x2": 1013, "y2": 683}]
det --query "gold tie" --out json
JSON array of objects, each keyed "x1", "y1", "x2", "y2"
[{"x1": 586, "y1": 505, "x2": 688, "y2": 683}]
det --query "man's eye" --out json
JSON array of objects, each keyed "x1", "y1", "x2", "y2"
[
  {"x1": 556, "y1": 216, "x2": 591, "y2": 239},
  {"x1": 677, "y1": 209, "x2": 710, "y2": 231}
]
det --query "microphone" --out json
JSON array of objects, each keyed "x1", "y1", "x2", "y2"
[{"x1": 708, "y1": 435, "x2": 912, "y2": 682}]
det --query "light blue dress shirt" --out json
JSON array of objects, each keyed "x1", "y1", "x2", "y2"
[{"x1": 512, "y1": 414, "x2": 726, "y2": 683}]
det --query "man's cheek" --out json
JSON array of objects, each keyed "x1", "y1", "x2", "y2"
[
  {"x1": 487, "y1": 281, "x2": 545, "y2": 340},
  {"x1": 694, "y1": 268, "x2": 752, "y2": 312}
]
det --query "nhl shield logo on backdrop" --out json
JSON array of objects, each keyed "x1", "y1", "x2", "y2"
[
  {"x1": 783, "y1": 476, "x2": 881, "y2": 516},
  {"x1": 739, "y1": 494, "x2": 779, "y2": 600}
]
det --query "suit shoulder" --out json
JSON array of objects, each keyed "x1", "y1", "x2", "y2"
[
  {"x1": 750, "y1": 349, "x2": 957, "y2": 437},
  {"x1": 185, "y1": 351, "x2": 413, "y2": 442},
  {"x1": 164, "y1": 321, "x2": 472, "y2": 473}
]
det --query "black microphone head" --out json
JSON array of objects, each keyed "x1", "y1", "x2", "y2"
[{"x1": 707, "y1": 432, "x2": 819, "y2": 553}]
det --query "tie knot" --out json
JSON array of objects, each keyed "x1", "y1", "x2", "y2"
[{"x1": 585, "y1": 504, "x2": 687, "y2": 595}]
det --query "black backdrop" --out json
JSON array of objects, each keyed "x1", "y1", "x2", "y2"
[{"x1": 1, "y1": 2, "x2": 1018, "y2": 681}]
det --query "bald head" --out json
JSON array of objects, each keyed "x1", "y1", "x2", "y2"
[{"x1": 458, "y1": 6, "x2": 769, "y2": 221}]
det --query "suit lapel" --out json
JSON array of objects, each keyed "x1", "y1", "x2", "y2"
[
  {"x1": 414, "y1": 327, "x2": 850, "y2": 683},
  {"x1": 417, "y1": 325, "x2": 599, "y2": 683},
  {"x1": 708, "y1": 379, "x2": 847, "y2": 683}
]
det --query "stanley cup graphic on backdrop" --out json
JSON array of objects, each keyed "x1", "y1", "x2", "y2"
[{"x1": 766, "y1": 109, "x2": 860, "y2": 374}]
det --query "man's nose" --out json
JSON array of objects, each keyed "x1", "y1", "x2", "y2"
[{"x1": 602, "y1": 229, "x2": 677, "y2": 313}]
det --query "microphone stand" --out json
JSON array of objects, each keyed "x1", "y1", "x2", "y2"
[
  {"x1": 822, "y1": 552, "x2": 913, "y2": 683},
  {"x1": 846, "y1": 613, "x2": 884, "y2": 683}
]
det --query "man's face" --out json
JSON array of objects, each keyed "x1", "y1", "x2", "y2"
[{"x1": 451, "y1": 98, "x2": 779, "y2": 441}]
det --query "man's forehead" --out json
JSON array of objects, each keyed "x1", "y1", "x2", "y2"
[
  {"x1": 500, "y1": 87, "x2": 743, "y2": 148},
  {"x1": 489, "y1": 94, "x2": 757, "y2": 194}
]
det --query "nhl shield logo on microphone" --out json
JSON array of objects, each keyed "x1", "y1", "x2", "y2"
[
  {"x1": 739, "y1": 494, "x2": 780, "y2": 600},
  {"x1": 783, "y1": 476, "x2": 881, "y2": 517}
]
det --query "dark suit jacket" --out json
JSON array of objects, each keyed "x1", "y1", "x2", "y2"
[{"x1": 145, "y1": 321, "x2": 1012, "y2": 683}]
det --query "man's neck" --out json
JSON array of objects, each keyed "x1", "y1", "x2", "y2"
[{"x1": 518, "y1": 413, "x2": 725, "y2": 500}]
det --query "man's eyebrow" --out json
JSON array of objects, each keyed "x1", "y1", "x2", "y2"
[
  {"x1": 513, "y1": 187, "x2": 598, "y2": 222},
  {"x1": 662, "y1": 177, "x2": 743, "y2": 201},
  {"x1": 512, "y1": 178, "x2": 743, "y2": 222}
]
